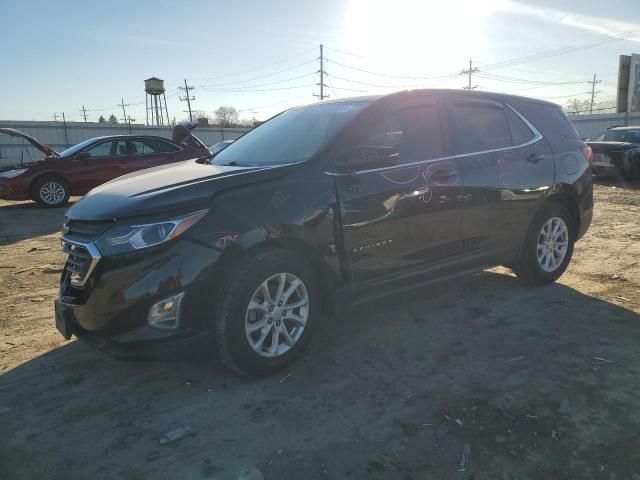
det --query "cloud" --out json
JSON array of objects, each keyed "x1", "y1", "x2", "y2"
[{"x1": 501, "y1": 0, "x2": 640, "y2": 41}]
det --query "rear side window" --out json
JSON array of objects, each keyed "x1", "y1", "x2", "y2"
[
  {"x1": 359, "y1": 105, "x2": 444, "y2": 164},
  {"x1": 145, "y1": 138, "x2": 180, "y2": 153},
  {"x1": 129, "y1": 138, "x2": 180, "y2": 154},
  {"x1": 451, "y1": 101, "x2": 512, "y2": 154}
]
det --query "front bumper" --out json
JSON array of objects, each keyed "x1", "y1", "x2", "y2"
[
  {"x1": 56, "y1": 238, "x2": 223, "y2": 355},
  {"x1": 0, "y1": 179, "x2": 29, "y2": 200}
]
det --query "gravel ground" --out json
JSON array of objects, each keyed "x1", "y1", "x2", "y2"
[{"x1": 1, "y1": 179, "x2": 639, "y2": 480}]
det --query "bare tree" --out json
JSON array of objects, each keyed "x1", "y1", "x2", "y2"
[{"x1": 214, "y1": 106, "x2": 240, "y2": 127}]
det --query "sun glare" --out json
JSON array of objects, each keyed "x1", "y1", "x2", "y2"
[{"x1": 343, "y1": 0, "x2": 505, "y2": 80}]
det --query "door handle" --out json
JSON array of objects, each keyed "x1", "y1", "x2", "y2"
[{"x1": 526, "y1": 153, "x2": 546, "y2": 163}]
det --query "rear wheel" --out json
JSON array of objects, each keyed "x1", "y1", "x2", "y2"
[
  {"x1": 215, "y1": 248, "x2": 319, "y2": 376},
  {"x1": 512, "y1": 203, "x2": 575, "y2": 285},
  {"x1": 31, "y1": 176, "x2": 70, "y2": 208},
  {"x1": 619, "y1": 153, "x2": 640, "y2": 180}
]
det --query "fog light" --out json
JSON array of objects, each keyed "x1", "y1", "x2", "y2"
[{"x1": 147, "y1": 292, "x2": 185, "y2": 330}]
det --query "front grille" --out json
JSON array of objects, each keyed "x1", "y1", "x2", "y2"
[
  {"x1": 61, "y1": 238, "x2": 101, "y2": 288},
  {"x1": 63, "y1": 218, "x2": 112, "y2": 242}
]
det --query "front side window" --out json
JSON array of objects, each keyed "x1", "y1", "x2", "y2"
[
  {"x1": 451, "y1": 101, "x2": 512, "y2": 154},
  {"x1": 352, "y1": 105, "x2": 444, "y2": 168}
]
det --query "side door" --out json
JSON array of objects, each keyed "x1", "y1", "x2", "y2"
[
  {"x1": 445, "y1": 97, "x2": 554, "y2": 267},
  {"x1": 72, "y1": 139, "x2": 127, "y2": 193},
  {"x1": 333, "y1": 98, "x2": 463, "y2": 292},
  {"x1": 123, "y1": 138, "x2": 182, "y2": 174}
]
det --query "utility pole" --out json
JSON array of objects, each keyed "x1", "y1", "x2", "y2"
[
  {"x1": 461, "y1": 58, "x2": 478, "y2": 90},
  {"x1": 51, "y1": 113, "x2": 59, "y2": 122},
  {"x1": 62, "y1": 112, "x2": 69, "y2": 147},
  {"x1": 588, "y1": 73, "x2": 602, "y2": 115},
  {"x1": 314, "y1": 44, "x2": 328, "y2": 101},
  {"x1": 79, "y1": 105, "x2": 89, "y2": 122},
  {"x1": 179, "y1": 79, "x2": 195, "y2": 122},
  {"x1": 118, "y1": 98, "x2": 130, "y2": 124}
]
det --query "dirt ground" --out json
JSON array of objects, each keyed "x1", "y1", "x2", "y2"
[{"x1": 1, "y1": 178, "x2": 639, "y2": 480}]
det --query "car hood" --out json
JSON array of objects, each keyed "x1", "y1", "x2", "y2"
[
  {"x1": 0, "y1": 127, "x2": 59, "y2": 158},
  {"x1": 66, "y1": 159, "x2": 291, "y2": 221},
  {"x1": 586, "y1": 141, "x2": 638, "y2": 153},
  {"x1": 0, "y1": 158, "x2": 55, "y2": 173}
]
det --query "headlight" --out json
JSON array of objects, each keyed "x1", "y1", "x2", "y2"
[
  {"x1": 95, "y1": 209, "x2": 208, "y2": 256},
  {"x1": 0, "y1": 168, "x2": 28, "y2": 179}
]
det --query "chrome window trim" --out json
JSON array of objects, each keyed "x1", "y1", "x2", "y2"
[
  {"x1": 61, "y1": 236, "x2": 102, "y2": 288},
  {"x1": 326, "y1": 102, "x2": 543, "y2": 176}
]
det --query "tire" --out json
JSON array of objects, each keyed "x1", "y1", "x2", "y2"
[
  {"x1": 619, "y1": 154, "x2": 640, "y2": 181},
  {"x1": 512, "y1": 202, "x2": 575, "y2": 285},
  {"x1": 215, "y1": 248, "x2": 320, "y2": 376},
  {"x1": 31, "y1": 176, "x2": 70, "y2": 208}
]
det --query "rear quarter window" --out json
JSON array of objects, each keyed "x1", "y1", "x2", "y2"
[{"x1": 517, "y1": 101, "x2": 579, "y2": 139}]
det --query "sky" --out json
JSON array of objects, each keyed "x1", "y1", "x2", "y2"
[{"x1": 1, "y1": 0, "x2": 640, "y2": 123}]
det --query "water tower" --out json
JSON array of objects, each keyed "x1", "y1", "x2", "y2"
[{"x1": 145, "y1": 77, "x2": 170, "y2": 126}]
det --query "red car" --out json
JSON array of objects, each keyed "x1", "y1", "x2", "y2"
[{"x1": 0, "y1": 122, "x2": 209, "y2": 207}]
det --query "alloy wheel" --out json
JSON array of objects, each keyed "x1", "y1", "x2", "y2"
[
  {"x1": 245, "y1": 272, "x2": 309, "y2": 358},
  {"x1": 39, "y1": 181, "x2": 66, "y2": 205},
  {"x1": 536, "y1": 217, "x2": 569, "y2": 272}
]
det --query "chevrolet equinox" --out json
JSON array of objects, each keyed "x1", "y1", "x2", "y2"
[{"x1": 55, "y1": 90, "x2": 593, "y2": 376}]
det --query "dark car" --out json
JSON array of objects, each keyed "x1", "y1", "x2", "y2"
[
  {"x1": 0, "y1": 122, "x2": 209, "y2": 207},
  {"x1": 586, "y1": 126, "x2": 640, "y2": 179},
  {"x1": 54, "y1": 90, "x2": 593, "y2": 376}
]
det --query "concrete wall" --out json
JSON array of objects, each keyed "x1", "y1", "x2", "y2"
[
  {"x1": 0, "y1": 121, "x2": 249, "y2": 167},
  {"x1": 567, "y1": 112, "x2": 640, "y2": 139},
  {"x1": 4, "y1": 113, "x2": 640, "y2": 167}
]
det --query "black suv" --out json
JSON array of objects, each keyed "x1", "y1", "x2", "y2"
[
  {"x1": 55, "y1": 90, "x2": 593, "y2": 376},
  {"x1": 587, "y1": 126, "x2": 640, "y2": 179}
]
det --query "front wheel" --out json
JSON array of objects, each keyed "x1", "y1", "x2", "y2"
[
  {"x1": 512, "y1": 203, "x2": 575, "y2": 285},
  {"x1": 32, "y1": 176, "x2": 70, "y2": 207},
  {"x1": 215, "y1": 249, "x2": 319, "y2": 376}
]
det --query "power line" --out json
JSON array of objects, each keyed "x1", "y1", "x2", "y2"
[
  {"x1": 476, "y1": 71, "x2": 590, "y2": 86},
  {"x1": 189, "y1": 46, "x2": 317, "y2": 80},
  {"x1": 198, "y1": 83, "x2": 318, "y2": 93},
  {"x1": 199, "y1": 72, "x2": 317, "y2": 91},
  {"x1": 326, "y1": 58, "x2": 460, "y2": 81},
  {"x1": 324, "y1": 73, "x2": 446, "y2": 90},
  {"x1": 194, "y1": 59, "x2": 317, "y2": 88},
  {"x1": 481, "y1": 29, "x2": 640, "y2": 72}
]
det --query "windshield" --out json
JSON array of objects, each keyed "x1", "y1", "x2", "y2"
[
  {"x1": 595, "y1": 129, "x2": 640, "y2": 143},
  {"x1": 58, "y1": 138, "x2": 101, "y2": 158},
  {"x1": 211, "y1": 101, "x2": 369, "y2": 167}
]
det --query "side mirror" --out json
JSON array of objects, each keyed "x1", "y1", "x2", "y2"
[
  {"x1": 336, "y1": 145, "x2": 400, "y2": 172},
  {"x1": 74, "y1": 151, "x2": 90, "y2": 162}
]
